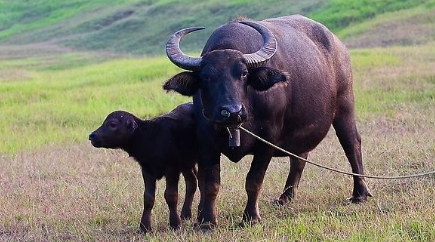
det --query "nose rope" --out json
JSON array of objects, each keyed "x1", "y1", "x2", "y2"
[
  {"x1": 226, "y1": 127, "x2": 233, "y2": 138},
  {"x1": 239, "y1": 126, "x2": 435, "y2": 180}
]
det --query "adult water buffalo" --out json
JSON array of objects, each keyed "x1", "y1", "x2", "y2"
[{"x1": 163, "y1": 15, "x2": 371, "y2": 228}]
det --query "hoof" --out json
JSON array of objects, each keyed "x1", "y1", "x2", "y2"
[
  {"x1": 349, "y1": 192, "x2": 373, "y2": 204},
  {"x1": 273, "y1": 197, "x2": 290, "y2": 206},
  {"x1": 180, "y1": 211, "x2": 192, "y2": 220},
  {"x1": 239, "y1": 218, "x2": 261, "y2": 228},
  {"x1": 274, "y1": 192, "x2": 295, "y2": 206},
  {"x1": 193, "y1": 221, "x2": 216, "y2": 232},
  {"x1": 138, "y1": 227, "x2": 151, "y2": 234},
  {"x1": 169, "y1": 218, "x2": 182, "y2": 231},
  {"x1": 170, "y1": 224, "x2": 182, "y2": 231}
]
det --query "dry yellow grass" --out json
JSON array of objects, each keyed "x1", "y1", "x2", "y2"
[{"x1": 1, "y1": 115, "x2": 433, "y2": 241}]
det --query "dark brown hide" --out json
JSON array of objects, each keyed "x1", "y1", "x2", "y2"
[
  {"x1": 164, "y1": 15, "x2": 371, "y2": 228},
  {"x1": 89, "y1": 103, "x2": 198, "y2": 233}
]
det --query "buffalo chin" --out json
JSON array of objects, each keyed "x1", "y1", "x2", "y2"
[{"x1": 90, "y1": 139, "x2": 103, "y2": 148}]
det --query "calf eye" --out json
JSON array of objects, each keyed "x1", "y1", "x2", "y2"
[
  {"x1": 241, "y1": 71, "x2": 248, "y2": 78},
  {"x1": 108, "y1": 122, "x2": 117, "y2": 129}
]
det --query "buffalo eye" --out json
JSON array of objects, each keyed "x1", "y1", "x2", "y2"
[
  {"x1": 126, "y1": 119, "x2": 137, "y2": 131},
  {"x1": 241, "y1": 70, "x2": 248, "y2": 79},
  {"x1": 107, "y1": 121, "x2": 118, "y2": 129}
]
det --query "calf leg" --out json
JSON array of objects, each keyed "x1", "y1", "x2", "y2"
[
  {"x1": 242, "y1": 146, "x2": 274, "y2": 225},
  {"x1": 165, "y1": 173, "x2": 182, "y2": 230},
  {"x1": 276, "y1": 153, "x2": 308, "y2": 205},
  {"x1": 333, "y1": 102, "x2": 372, "y2": 203},
  {"x1": 140, "y1": 169, "x2": 156, "y2": 233},
  {"x1": 181, "y1": 167, "x2": 198, "y2": 219}
]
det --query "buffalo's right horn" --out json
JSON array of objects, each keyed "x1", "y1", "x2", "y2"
[
  {"x1": 166, "y1": 27, "x2": 205, "y2": 71},
  {"x1": 239, "y1": 21, "x2": 277, "y2": 69}
]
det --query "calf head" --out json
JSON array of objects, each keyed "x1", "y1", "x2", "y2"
[
  {"x1": 89, "y1": 111, "x2": 138, "y2": 149},
  {"x1": 164, "y1": 21, "x2": 288, "y2": 127}
]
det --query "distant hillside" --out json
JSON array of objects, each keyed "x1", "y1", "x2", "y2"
[{"x1": 0, "y1": 0, "x2": 434, "y2": 55}]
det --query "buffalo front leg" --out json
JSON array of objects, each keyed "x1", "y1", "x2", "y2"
[
  {"x1": 276, "y1": 152, "x2": 308, "y2": 205},
  {"x1": 242, "y1": 146, "x2": 274, "y2": 225},
  {"x1": 196, "y1": 146, "x2": 221, "y2": 230},
  {"x1": 181, "y1": 167, "x2": 198, "y2": 219},
  {"x1": 165, "y1": 173, "x2": 182, "y2": 230},
  {"x1": 140, "y1": 169, "x2": 156, "y2": 233},
  {"x1": 333, "y1": 102, "x2": 372, "y2": 203}
]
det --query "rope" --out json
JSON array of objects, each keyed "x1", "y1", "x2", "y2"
[{"x1": 239, "y1": 126, "x2": 435, "y2": 180}]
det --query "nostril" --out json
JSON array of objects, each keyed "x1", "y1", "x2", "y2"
[
  {"x1": 218, "y1": 104, "x2": 246, "y2": 124},
  {"x1": 89, "y1": 133, "x2": 95, "y2": 140},
  {"x1": 220, "y1": 104, "x2": 242, "y2": 117},
  {"x1": 220, "y1": 109, "x2": 231, "y2": 118}
]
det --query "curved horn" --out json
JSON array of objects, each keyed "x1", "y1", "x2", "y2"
[
  {"x1": 239, "y1": 21, "x2": 277, "y2": 69},
  {"x1": 166, "y1": 27, "x2": 205, "y2": 71}
]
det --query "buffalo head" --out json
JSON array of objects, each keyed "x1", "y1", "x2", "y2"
[
  {"x1": 163, "y1": 21, "x2": 288, "y2": 126},
  {"x1": 89, "y1": 111, "x2": 138, "y2": 148}
]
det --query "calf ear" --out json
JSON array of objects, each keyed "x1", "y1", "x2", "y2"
[
  {"x1": 163, "y1": 72, "x2": 199, "y2": 96},
  {"x1": 126, "y1": 119, "x2": 138, "y2": 132},
  {"x1": 248, "y1": 67, "x2": 288, "y2": 91}
]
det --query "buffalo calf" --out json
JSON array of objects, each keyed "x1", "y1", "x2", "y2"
[{"x1": 89, "y1": 103, "x2": 198, "y2": 233}]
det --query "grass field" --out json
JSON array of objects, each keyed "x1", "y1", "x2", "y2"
[
  {"x1": 0, "y1": 41, "x2": 434, "y2": 240},
  {"x1": 1, "y1": 0, "x2": 434, "y2": 241},
  {"x1": 2, "y1": 0, "x2": 434, "y2": 55}
]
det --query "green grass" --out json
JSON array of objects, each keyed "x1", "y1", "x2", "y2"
[
  {"x1": 307, "y1": 0, "x2": 435, "y2": 32},
  {"x1": 0, "y1": 43, "x2": 434, "y2": 155},
  {"x1": 2, "y1": 0, "x2": 434, "y2": 55},
  {"x1": 0, "y1": 0, "x2": 144, "y2": 39},
  {"x1": 336, "y1": 4, "x2": 435, "y2": 40},
  {"x1": 338, "y1": 5, "x2": 435, "y2": 48},
  {"x1": 351, "y1": 45, "x2": 435, "y2": 117},
  {"x1": 0, "y1": 54, "x2": 188, "y2": 154}
]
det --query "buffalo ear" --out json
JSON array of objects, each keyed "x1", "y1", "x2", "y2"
[
  {"x1": 126, "y1": 119, "x2": 138, "y2": 132},
  {"x1": 163, "y1": 71, "x2": 199, "y2": 96},
  {"x1": 248, "y1": 67, "x2": 288, "y2": 91}
]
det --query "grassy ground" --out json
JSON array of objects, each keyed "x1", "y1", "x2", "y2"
[
  {"x1": 339, "y1": 5, "x2": 435, "y2": 48},
  {"x1": 0, "y1": 42, "x2": 434, "y2": 240},
  {"x1": 3, "y1": 0, "x2": 434, "y2": 55},
  {"x1": 0, "y1": 48, "x2": 187, "y2": 154},
  {"x1": 307, "y1": 0, "x2": 434, "y2": 32}
]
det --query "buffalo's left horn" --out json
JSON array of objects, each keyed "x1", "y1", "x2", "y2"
[
  {"x1": 239, "y1": 20, "x2": 277, "y2": 69},
  {"x1": 166, "y1": 27, "x2": 205, "y2": 71}
]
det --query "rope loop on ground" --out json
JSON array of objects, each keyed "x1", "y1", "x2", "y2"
[{"x1": 239, "y1": 126, "x2": 435, "y2": 180}]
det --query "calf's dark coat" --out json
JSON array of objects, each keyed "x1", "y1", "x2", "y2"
[
  {"x1": 89, "y1": 103, "x2": 198, "y2": 233},
  {"x1": 164, "y1": 15, "x2": 371, "y2": 228}
]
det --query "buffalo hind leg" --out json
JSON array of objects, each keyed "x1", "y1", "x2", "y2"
[
  {"x1": 140, "y1": 169, "x2": 156, "y2": 233},
  {"x1": 181, "y1": 167, "x2": 198, "y2": 219},
  {"x1": 165, "y1": 173, "x2": 182, "y2": 230},
  {"x1": 333, "y1": 106, "x2": 372, "y2": 203},
  {"x1": 276, "y1": 153, "x2": 308, "y2": 205},
  {"x1": 242, "y1": 146, "x2": 274, "y2": 225}
]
